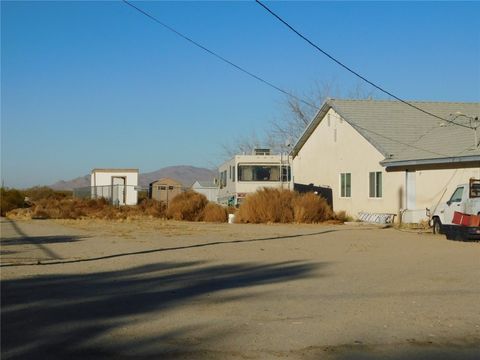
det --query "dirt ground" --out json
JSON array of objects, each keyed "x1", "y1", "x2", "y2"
[{"x1": 1, "y1": 217, "x2": 479, "y2": 359}]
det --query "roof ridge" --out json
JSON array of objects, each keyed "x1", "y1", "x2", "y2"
[{"x1": 331, "y1": 98, "x2": 479, "y2": 105}]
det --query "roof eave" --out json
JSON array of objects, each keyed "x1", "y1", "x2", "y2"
[
  {"x1": 290, "y1": 99, "x2": 333, "y2": 158},
  {"x1": 382, "y1": 155, "x2": 480, "y2": 172}
]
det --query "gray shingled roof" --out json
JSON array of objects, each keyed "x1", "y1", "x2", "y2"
[{"x1": 291, "y1": 99, "x2": 480, "y2": 165}]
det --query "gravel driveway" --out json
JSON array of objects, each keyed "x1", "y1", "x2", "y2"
[{"x1": 1, "y1": 218, "x2": 479, "y2": 359}]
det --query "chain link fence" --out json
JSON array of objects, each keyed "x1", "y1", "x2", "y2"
[{"x1": 73, "y1": 185, "x2": 147, "y2": 205}]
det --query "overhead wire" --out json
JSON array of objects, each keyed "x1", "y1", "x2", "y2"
[
  {"x1": 122, "y1": 0, "x2": 314, "y2": 111},
  {"x1": 255, "y1": 0, "x2": 473, "y2": 130},
  {"x1": 122, "y1": 0, "x2": 471, "y2": 158}
]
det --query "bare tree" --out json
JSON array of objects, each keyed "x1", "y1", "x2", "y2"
[
  {"x1": 269, "y1": 80, "x2": 376, "y2": 153},
  {"x1": 221, "y1": 130, "x2": 263, "y2": 158},
  {"x1": 221, "y1": 80, "x2": 376, "y2": 157},
  {"x1": 269, "y1": 80, "x2": 340, "y2": 153}
]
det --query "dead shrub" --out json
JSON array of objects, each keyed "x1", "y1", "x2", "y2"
[
  {"x1": 167, "y1": 191, "x2": 208, "y2": 221},
  {"x1": 24, "y1": 186, "x2": 71, "y2": 201},
  {"x1": 32, "y1": 207, "x2": 50, "y2": 219},
  {"x1": 334, "y1": 210, "x2": 351, "y2": 223},
  {"x1": 1, "y1": 188, "x2": 25, "y2": 216},
  {"x1": 236, "y1": 188, "x2": 335, "y2": 224},
  {"x1": 203, "y1": 203, "x2": 228, "y2": 223},
  {"x1": 29, "y1": 198, "x2": 86, "y2": 219},
  {"x1": 138, "y1": 199, "x2": 167, "y2": 218},
  {"x1": 293, "y1": 192, "x2": 334, "y2": 223},
  {"x1": 236, "y1": 188, "x2": 296, "y2": 223},
  {"x1": 6, "y1": 208, "x2": 33, "y2": 220}
]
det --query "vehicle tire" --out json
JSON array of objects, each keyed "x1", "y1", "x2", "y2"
[{"x1": 432, "y1": 217, "x2": 442, "y2": 235}]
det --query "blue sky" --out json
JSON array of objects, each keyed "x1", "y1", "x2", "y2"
[{"x1": 2, "y1": 1, "x2": 479, "y2": 188}]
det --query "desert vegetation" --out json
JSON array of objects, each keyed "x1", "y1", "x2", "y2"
[
  {"x1": 4, "y1": 186, "x2": 346, "y2": 224},
  {"x1": 1, "y1": 186, "x2": 73, "y2": 216},
  {"x1": 6, "y1": 197, "x2": 168, "y2": 221},
  {"x1": 236, "y1": 188, "x2": 337, "y2": 224},
  {"x1": 4, "y1": 188, "x2": 227, "y2": 223},
  {"x1": 1, "y1": 188, "x2": 26, "y2": 216},
  {"x1": 166, "y1": 191, "x2": 227, "y2": 223}
]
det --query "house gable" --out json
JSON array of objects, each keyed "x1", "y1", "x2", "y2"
[{"x1": 292, "y1": 106, "x2": 404, "y2": 216}]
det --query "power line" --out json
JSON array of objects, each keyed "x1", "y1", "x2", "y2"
[
  {"x1": 122, "y1": 0, "x2": 314, "y2": 111},
  {"x1": 121, "y1": 1, "x2": 464, "y2": 158},
  {"x1": 255, "y1": 0, "x2": 473, "y2": 130}
]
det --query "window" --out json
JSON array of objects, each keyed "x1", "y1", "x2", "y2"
[
  {"x1": 281, "y1": 165, "x2": 291, "y2": 182},
  {"x1": 340, "y1": 173, "x2": 351, "y2": 198},
  {"x1": 220, "y1": 170, "x2": 227, "y2": 187},
  {"x1": 238, "y1": 165, "x2": 280, "y2": 182},
  {"x1": 449, "y1": 187, "x2": 463, "y2": 203},
  {"x1": 168, "y1": 186, "x2": 174, "y2": 190},
  {"x1": 232, "y1": 166, "x2": 235, "y2": 182},
  {"x1": 369, "y1": 172, "x2": 382, "y2": 198},
  {"x1": 159, "y1": 186, "x2": 166, "y2": 190}
]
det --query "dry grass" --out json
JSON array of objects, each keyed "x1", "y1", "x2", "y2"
[
  {"x1": 6, "y1": 197, "x2": 168, "y2": 221},
  {"x1": 137, "y1": 199, "x2": 167, "y2": 218},
  {"x1": 236, "y1": 188, "x2": 334, "y2": 224},
  {"x1": 166, "y1": 191, "x2": 208, "y2": 221},
  {"x1": 236, "y1": 188, "x2": 295, "y2": 224},
  {"x1": 203, "y1": 202, "x2": 228, "y2": 223},
  {"x1": 24, "y1": 186, "x2": 71, "y2": 201},
  {"x1": 1, "y1": 188, "x2": 26, "y2": 216},
  {"x1": 334, "y1": 210, "x2": 352, "y2": 223},
  {"x1": 293, "y1": 192, "x2": 334, "y2": 223}
]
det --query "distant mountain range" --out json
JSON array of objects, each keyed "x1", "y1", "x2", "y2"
[{"x1": 49, "y1": 166, "x2": 217, "y2": 191}]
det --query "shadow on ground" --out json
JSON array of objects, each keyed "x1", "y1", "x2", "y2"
[
  {"x1": 0, "y1": 235, "x2": 86, "y2": 246},
  {"x1": 299, "y1": 341, "x2": 480, "y2": 360},
  {"x1": 1, "y1": 219, "x2": 88, "y2": 261},
  {"x1": 2, "y1": 260, "x2": 323, "y2": 359}
]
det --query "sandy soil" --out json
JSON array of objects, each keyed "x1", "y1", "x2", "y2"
[{"x1": 1, "y1": 217, "x2": 479, "y2": 359}]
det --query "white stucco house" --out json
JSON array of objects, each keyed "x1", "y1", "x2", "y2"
[
  {"x1": 291, "y1": 99, "x2": 480, "y2": 223},
  {"x1": 91, "y1": 168, "x2": 139, "y2": 205},
  {"x1": 218, "y1": 149, "x2": 292, "y2": 206},
  {"x1": 191, "y1": 180, "x2": 219, "y2": 203}
]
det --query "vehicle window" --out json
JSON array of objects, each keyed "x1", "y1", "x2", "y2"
[
  {"x1": 449, "y1": 187, "x2": 464, "y2": 203},
  {"x1": 470, "y1": 181, "x2": 480, "y2": 198},
  {"x1": 237, "y1": 165, "x2": 280, "y2": 182}
]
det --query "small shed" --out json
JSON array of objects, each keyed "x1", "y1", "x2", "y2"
[
  {"x1": 91, "y1": 168, "x2": 139, "y2": 205},
  {"x1": 191, "y1": 180, "x2": 219, "y2": 202},
  {"x1": 149, "y1": 178, "x2": 183, "y2": 204}
]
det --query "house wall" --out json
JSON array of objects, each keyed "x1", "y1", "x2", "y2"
[
  {"x1": 90, "y1": 170, "x2": 138, "y2": 205},
  {"x1": 292, "y1": 108, "x2": 480, "y2": 221},
  {"x1": 218, "y1": 154, "x2": 292, "y2": 205},
  {"x1": 405, "y1": 167, "x2": 480, "y2": 222},
  {"x1": 293, "y1": 108, "x2": 403, "y2": 217}
]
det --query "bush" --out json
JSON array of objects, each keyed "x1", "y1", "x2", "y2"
[
  {"x1": 236, "y1": 188, "x2": 335, "y2": 224},
  {"x1": 293, "y1": 192, "x2": 334, "y2": 223},
  {"x1": 167, "y1": 191, "x2": 208, "y2": 221},
  {"x1": 236, "y1": 188, "x2": 296, "y2": 223},
  {"x1": 203, "y1": 202, "x2": 228, "y2": 223},
  {"x1": 137, "y1": 199, "x2": 167, "y2": 218},
  {"x1": 6, "y1": 207, "x2": 33, "y2": 220},
  {"x1": 24, "y1": 186, "x2": 71, "y2": 201},
  {"x1": 1, "y1": 188, "x2": 26, "y2": 216},
  {"x1": 32, "y1": 198, "x2": 86, "y2": 219},
  {"x1": 335, "y1": 210, "x2": 351, "y2": 223}
]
